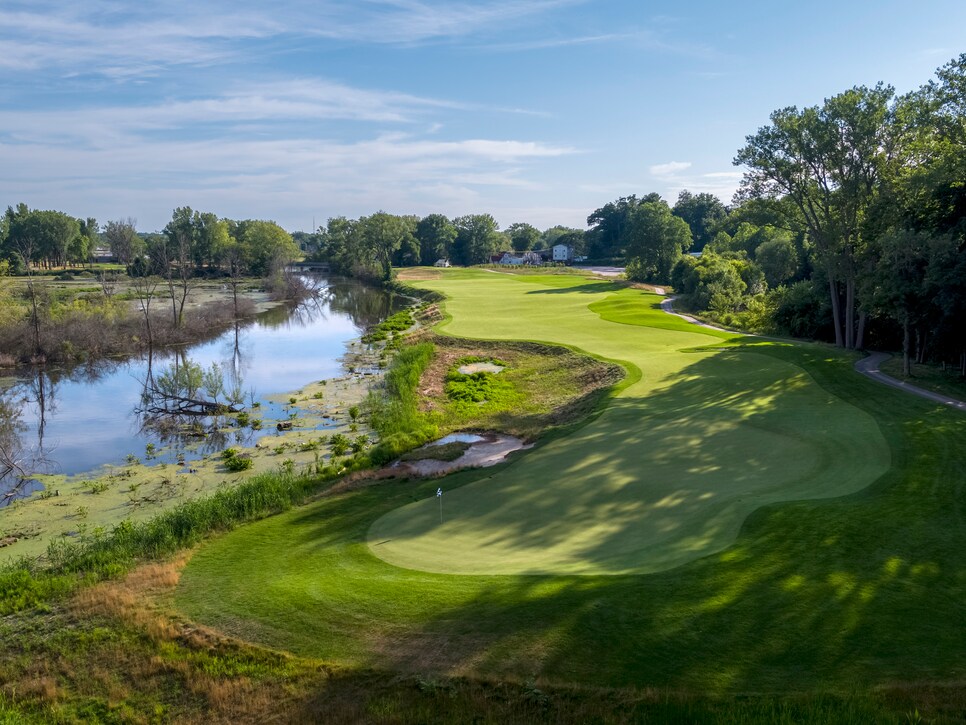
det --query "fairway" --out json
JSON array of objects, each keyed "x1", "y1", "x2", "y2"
[{"x1": 367, "y1": 272, "x2": 889, "y2": 574}]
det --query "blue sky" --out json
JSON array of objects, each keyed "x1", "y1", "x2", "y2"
[{"x1": 2, "y1": 0, "x2": 964, "y2": 233}]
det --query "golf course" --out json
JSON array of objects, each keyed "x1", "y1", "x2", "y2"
[{"x1": 174, "y1": 269, "x2": 966, "y2": 694}]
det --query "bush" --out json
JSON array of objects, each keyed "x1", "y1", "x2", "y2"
[{"x1": 222, "y1": 448, "x2": 254, "y2": 472}]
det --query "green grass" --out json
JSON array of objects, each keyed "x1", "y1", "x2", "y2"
[
  {"x1": 174, "y1": 269, "x2": 966, "y2": 696},
  {"x1": 370, "y1": 274, "x2": 886, "y2": 575}
]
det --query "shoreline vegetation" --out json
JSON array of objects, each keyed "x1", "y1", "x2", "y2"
[{"x1": 0, "y1": 270, "x2": 318, "y2": 369}]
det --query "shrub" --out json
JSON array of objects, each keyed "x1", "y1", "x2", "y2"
[{"x1": 222, "y1": 448, "x2": 254, "y2": 472}]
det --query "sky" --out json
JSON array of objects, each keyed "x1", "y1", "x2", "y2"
[{"x1": 2, "y1": 0, "x2": 965, "y2": 233}]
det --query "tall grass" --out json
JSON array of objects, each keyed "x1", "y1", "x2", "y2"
[
  {"x1": 366, "y1": 341, "x2": 439, "y2": 464},
  {"x1": 0, "y1": 464, "x2": 371, "y2": 616}
]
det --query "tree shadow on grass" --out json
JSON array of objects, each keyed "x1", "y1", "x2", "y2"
[
  {"x1": 358, "y1": 343, "x2": 966, "y2": 692},
  {"x1": 370, "y1": 343, "x2": 889, "y2": 575},
  {"x1": 184, "y1": 341, "x2": 966, "y2": 694},
  {"x1": 524, "y1": 281, "x2": 625, "y2": 295}
]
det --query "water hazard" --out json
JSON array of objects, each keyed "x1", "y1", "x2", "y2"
[{"x1": 0, "y1": 276, "x2": 402, "y2": 502}]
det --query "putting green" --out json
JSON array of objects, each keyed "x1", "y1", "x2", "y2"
[{"x1": 368, "y1": 272, "x2": 889, "y2": 575}]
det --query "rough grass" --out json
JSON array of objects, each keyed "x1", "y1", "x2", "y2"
[
  {"x1": 174, "y1": 270, "x2": 966, "y2": 700},
  {"x1": 4, "y1": 559, "x2": 944, "y2": 723}
]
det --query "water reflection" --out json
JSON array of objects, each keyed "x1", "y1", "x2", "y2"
[{"x1": 0, "y1": 276, "x2": 401, "y2": 502}]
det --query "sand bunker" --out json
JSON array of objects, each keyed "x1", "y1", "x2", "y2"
[
  {"x1": 393, "y1": 433, "x2": 531, "y2": 477},
  {"x1": 457, "y1": 362, "x2": 505, "y2": 375}
]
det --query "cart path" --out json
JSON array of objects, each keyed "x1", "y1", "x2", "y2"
[{"x1": 854, "y1": 351, "x2": 966, "y2": 411}]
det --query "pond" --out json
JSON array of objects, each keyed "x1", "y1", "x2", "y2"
[{"x1": 0, "y1": 276, "x2": 403, "y2": 503}]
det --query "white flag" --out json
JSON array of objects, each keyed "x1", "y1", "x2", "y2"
[{"x1": 436, "y1": 487, "x2": 442, "y2": 497}]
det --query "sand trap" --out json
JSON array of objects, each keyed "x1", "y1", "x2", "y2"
[
  {"x1": 392, "y1": 433, "x2": 531, "y2": 477},
  {"x1": 457, "y1": 362, "x2": 505, "y2": 375}
]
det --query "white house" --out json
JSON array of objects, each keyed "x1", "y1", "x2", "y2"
[
  {"x1": 552, "y1": 244, "x2": 574, "y2": 263},
  {"x1": 499, "y1": 252, "x2": 525, "y2": 265}
]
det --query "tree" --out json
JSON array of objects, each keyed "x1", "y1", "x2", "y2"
[
  {"x1": 357, "y1": 212, "x2": 415, "y2": 280},
  {"x1": 506, "y1": 222, "x2": 541, "y2": 252},
  {"x1": 672, "y1": 253, "x2": 747, "y2": 312},
  {"x1": 672, "y1": 191, "x2": 728, "y2": 253},
  {"x1": 755, "y1": 237, "x2": 799, "y2": 287},
  {"x1": 586, "y1": 195, "x2": 660, "y2": 259},
  {"x1": 866, "y1": 229, "x2": 936, "y2": 375},
  {"x1": 104, "y1": 219, "x2": 142, "y2": 264},
  {"x1": 540, "y1": 225, "x2": 583, "y2": 251},
  {"x1": 735, "y1": 84, "x2": 896, "y2": 349},
  {"x1": 452, "y1": 214, "x2": 499, "y2": 265},
  {"x1": 623, "y1": 199, "x2": 692, "y2": 282},
  {"x1": 415, "y1": 214, "x2": 457, "y2": 263},
  {"x1": 233, "y1": 219, "x2": 299, "y2": 277},
  {"x1": 8, "y1": 209, "x2": 80, "y2": 269}
]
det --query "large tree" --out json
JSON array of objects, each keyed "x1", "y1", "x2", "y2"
[
  {"x1": 623, "y1": 199, "x2": 692, "y2": 282},
  {"x1": 357, "y1": 212, "x2": 416, "y2": 280},
  {"x1": 415, "y1": 214, "x2": 457, "y2": 264},
  {"x1": 506, "y1": 222, "x2": 541, "y2": 252},
  {"x1": 7, "y1": 208, "x2": 80, "y2": 269},
  {"x1": 586, "y1": 194, "x2": 660, "y2": 259},
  {"x1": 234, "y1": 219, "x2": 299, "y2": 277},
  {"x1": 103, "y1": 218, "x2": 143, "y2": 265},
  {"x1": 671, "y1": 191, "x2": 728, "y2": 253},
  {"x1": 452, "y1": 214, "x2": 499, "y2": 266},
  {"x1": 735, "y1": 84, "x2": 896, "y2": 349}
]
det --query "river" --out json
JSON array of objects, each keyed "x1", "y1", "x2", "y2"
[{"x1": 0, "y1": 276, "x2": 402, "y2": 503}]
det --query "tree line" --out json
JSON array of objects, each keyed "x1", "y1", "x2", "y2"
[
  {"x1": 303, "y1": 213, "x2": 586, "y2": 280},
  {"x1": 1, "y1": 205, "x2": 300, "y2": 280},
  {"x1": 585, "y1": 54, "x2": 966, "y2": 374}
]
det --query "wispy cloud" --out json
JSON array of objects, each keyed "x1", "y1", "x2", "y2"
[
  {"x1": 307, "y1": 0, "x2": 585, "y2": 44},
  {"x1": 0, "y1": 0, "x2": 586, "y2": 79},
  {"x1": 650, "y1": 161, "x2": 692, "y2": 176}
]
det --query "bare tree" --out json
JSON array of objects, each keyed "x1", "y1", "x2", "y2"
[
  {"x1": 131, "y1": 273, "x2": 161, "y2": 349},
  {"x1": 12, "y1": 237, "x2": 46, "y2": 359},
  {"x1": 96, "y1": 270, "x2": 120, "y2": 299}
]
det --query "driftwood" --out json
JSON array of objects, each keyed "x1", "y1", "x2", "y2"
[{"x1": 137, "y1": 390, "x2": 240, "y2": 418}]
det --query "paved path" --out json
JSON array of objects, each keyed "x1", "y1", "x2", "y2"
[
  {"x1": 854, "y1": 351, "x2": 966, "y2": 411},
  {"x1": 659, "y1": 295, "x2": 742, "y2": 334}
]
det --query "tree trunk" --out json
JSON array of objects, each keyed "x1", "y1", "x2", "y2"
[
  {"x1": 855, "y1": 309, "x2": 867, "y2": 351},
  {"x1": 902, "y1": 319, "x2": 911, "y2": 377},
  {"x1": 845, "y1": 278, "x2": 855, "y2": 350},
  {"x1": 828, "y1": 276, "x2": 844, "y2": 347}
]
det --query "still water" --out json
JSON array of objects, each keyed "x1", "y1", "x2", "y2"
[{"x1": 0, "y1": 276, "x2": 401, "y2": 500}]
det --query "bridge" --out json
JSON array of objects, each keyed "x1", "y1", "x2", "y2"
[{"x1": 287, "y1": 261, "x2": 331, "y2": 272}]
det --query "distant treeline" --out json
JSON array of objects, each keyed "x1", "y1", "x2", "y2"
[{"x1": 1, "y1": 205, "x2": 299, "y2": 279}]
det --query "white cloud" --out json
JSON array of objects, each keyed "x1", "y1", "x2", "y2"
[
  {"x1": 702, "y1": 171, "x2": 743, "y2": 180},
  {"x1": 649, "y1": 161, "x2": 692, "y2": 176}
]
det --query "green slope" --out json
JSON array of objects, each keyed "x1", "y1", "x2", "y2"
[{"x1": 369, "y1": 272, "x2": 887, "y2": 574}]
